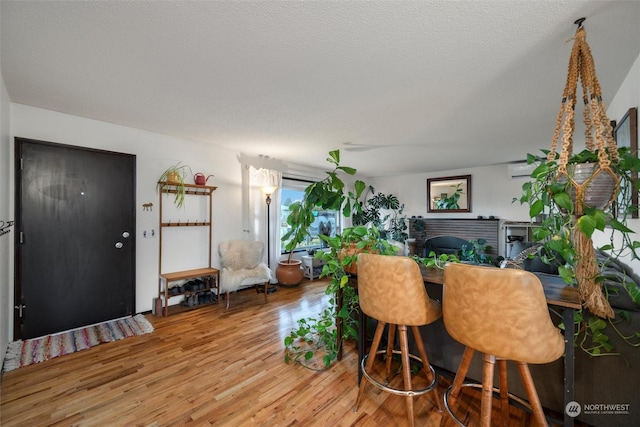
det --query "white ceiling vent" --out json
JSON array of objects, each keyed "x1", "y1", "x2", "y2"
[{"x1": 507, "y1": 162, "x2": 538, "y2": 179}]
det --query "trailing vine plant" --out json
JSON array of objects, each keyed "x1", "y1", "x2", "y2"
[
  {"x1": 515, "y1": 147, "x2": 640, "y2": 357},
  {"x1": 284, "y1": 226, "x2": 396, "y2": 369}
]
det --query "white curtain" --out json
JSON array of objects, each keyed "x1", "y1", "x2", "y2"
[{"x1": 246, "y1": 166, "x2": 282, "y2": 277}]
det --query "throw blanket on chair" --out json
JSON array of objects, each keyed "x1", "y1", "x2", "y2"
[
  {"x1": 219, "y1": 240, "x2": 272, "y2": 293},
  {"x1": 221, "y1": 264, "x2": 272, "y2": 293}
]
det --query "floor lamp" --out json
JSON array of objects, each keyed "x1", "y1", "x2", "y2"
[{"x1": 261, "y1": 184, "x2": 278, "y2": 294}]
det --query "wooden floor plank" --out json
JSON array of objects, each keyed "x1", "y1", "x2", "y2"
[{"x1": 1, "y1": 279, "x2": 584, "y2": 426}]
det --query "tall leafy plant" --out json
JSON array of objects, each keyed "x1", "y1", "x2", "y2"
[{"x1": 281, "y1": 150, "x2": 366, "y2": 263}]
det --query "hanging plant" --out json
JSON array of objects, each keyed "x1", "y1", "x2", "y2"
[
  {"x1": 522, "y1": 23, "x2": 628, "y2": 319},
  {"x1": 515, "y1": 20, "x2": 640, "y2": 356}
]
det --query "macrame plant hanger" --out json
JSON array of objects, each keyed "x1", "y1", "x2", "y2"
[{"x1": 547, "y1": 18, "x2": 619, "y2": 318}]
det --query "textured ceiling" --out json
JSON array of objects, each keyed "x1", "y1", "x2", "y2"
[{"x1": 1, "y1": 1, "x2": 639, "y2": 177}]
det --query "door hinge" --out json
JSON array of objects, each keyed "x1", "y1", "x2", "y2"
[
  {"x1": 20, "y1": 158, "x2": 24, "y2": 170},
  {"x1": 14, "y1": 304, "x2": 26, "y2": 318},
  {"x1": 20, "y1": 232, "x2": 24, "y2": 244}
]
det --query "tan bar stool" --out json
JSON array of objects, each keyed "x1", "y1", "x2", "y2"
[
  {"x1": 442, "y1": 263, "x2": 565, "y2": 427},
  {"x1": 354, "y1": 253, "x2": 442, "y2": 427}
]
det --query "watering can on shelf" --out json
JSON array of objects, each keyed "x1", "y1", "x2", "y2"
[{"x1": 194, "y1": 173, "x2": 214, "y2": 186}]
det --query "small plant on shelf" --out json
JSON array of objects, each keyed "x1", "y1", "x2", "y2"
[{"x1": 157, "y1": 162, "x2": 192, "y2": 208}]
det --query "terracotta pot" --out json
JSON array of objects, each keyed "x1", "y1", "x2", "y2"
[
  {"x1": 276, "y1": 260, "x2": 304, "y2": 287},
  {"x1": 339, "y1": 243, "x2": 378, "y2": 275}
]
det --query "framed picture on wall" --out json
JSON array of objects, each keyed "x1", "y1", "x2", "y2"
[
  {"x1": 427, "y1": 175, "x2": 471, "y2": 213},
  {"x1": 614, "y1": 107, "x2": 638, "y2": 218}
]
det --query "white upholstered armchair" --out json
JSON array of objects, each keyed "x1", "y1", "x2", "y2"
[{"x1": 219, "y1": 240, "x2": 272, "y2": 309}]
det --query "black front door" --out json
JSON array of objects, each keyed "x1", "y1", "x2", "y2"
[{"x1": 15, "y1": 138, "x2": 136, "y2": 339}]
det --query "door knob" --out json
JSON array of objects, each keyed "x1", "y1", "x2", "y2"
[
  {"x1": 122, "y1": 231, "x2": 130, "y2": 238},
  {"x1": 115, "y1": 242, "x2": 123, "y2": 249}
]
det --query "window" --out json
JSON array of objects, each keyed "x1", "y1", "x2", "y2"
[{"x1": 280, "y1": 177, "x2": 341, "y2": 253}]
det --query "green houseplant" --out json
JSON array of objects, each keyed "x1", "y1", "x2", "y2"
[
  {"x1": 282, "y1": 151, "x2": 402, "y2": 368},
  {"x1": 157, "y1": 162, "x2": 192, "y2": 208},
  {"x1": 352, "y1": 188, "x2": 408, "y2": 242},
  {"x1": 278, "y1": 150, "x2": 366, "y2": 286},
  {"x1": 515, "y1": 147, "x2": 640, "y2": 356},
  {"x1": 284, "y1": 225, "x2": 396, "y2": 369},
  {"x1": 513, "y1": 23, "x2": 640, "y2": 357},
  {"x1": 411, "y1": 251, "x2": 460, "y2": 269},
  {"x1": 460, "y1": 238, "x2": 498, "y2": 266}
]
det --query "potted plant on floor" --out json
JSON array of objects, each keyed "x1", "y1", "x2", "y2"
[{"x1": 277, "y1": 150, "x2": 366, "y2": 286}]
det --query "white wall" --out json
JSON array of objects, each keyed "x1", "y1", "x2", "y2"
[
  {"x1": 8, "y1": 104, "x2": 247, "y2": 327},
  {"x1": 1, "y1": 64, "x2": 12, "y2": 367}
]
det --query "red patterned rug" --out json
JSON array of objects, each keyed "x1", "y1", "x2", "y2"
[{"x1": 2, "y1": 314, "x2": 153, "y2": 372}]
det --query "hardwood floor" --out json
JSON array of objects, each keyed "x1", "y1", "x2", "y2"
[{"x1": 1, "y1": 279, "x2": 580, "y2": 426}]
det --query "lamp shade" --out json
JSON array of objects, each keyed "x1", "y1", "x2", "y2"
[
  {"x1": 260, "y1": 184, "x2": 277, "y2": 195},
  {"x1": 258, "y1": 168, "x2": 279, "y2": 195}
]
